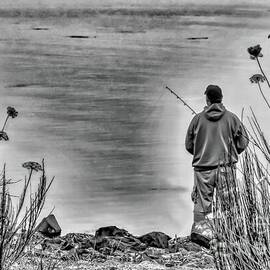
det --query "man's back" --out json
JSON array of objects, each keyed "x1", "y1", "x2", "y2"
[
  {"x1": 186, "y1": 84, "x2": 249, "y2": 248},
  {"x1": 185, "y1": 103, "x2": 249, "y2": 169}
]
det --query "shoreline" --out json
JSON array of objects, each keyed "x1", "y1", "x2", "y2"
[{"x1": 10, "y1": 226, "x2": 215, "y2": 270}]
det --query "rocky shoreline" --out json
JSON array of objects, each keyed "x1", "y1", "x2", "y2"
[{"x1": 11, "y1": 226, "x2": 215, "y2": 270}]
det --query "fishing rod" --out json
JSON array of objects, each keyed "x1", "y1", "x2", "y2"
[
  {"x1": 165, "y1": 86, "x2": 262, "y2": 156},
  {"x1": 165, "y1": 86, "x2": 197, "y2": 115}
]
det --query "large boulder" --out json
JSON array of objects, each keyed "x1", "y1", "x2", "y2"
[
  {"x1": 35, "y1": 214, "x2": 61, "y2": 238},
  {"x1": 94, "y1": 226, "x2": 147, "y2": 252},
  {"x1": 61, "y1": 233, "x2": 94, "y2": 244},
  {"x1": 60, "y1": 233, "x2": 95, "y2": 251},
  {"x1": 95, "y1": 235, "x2": 146, "y2": 253},
  {"x1": 138, "y1": 232, "x2": 171, "y2": 249},
  {"x1": 95, "y1": 226, "x2": 131, "y2": 238}
]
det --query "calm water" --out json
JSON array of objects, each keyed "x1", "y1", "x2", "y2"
[{"x1": 0, "y1": 5, "x2": 270, "y2": 236}]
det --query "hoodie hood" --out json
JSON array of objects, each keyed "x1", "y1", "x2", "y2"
[{"x1": 204, "y1": 103, "x2": 226, "y2": 121}]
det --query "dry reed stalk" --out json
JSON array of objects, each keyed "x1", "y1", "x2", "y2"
[
  {"x1": 213, "y1": 122, "x2": 270, "y2": 270},
  {"x1": 0, "y1": 160, "x2": 54, "y2": 270}
]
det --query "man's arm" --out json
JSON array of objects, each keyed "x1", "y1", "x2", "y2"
[
  {"x1": 234, "y1": 120, "x2": 249, "y2": 154},
  {"x1": 185, "y1": 117, "x2": 197, "y2": 155}
]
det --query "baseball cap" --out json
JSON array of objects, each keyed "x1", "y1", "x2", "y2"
[{"x1": 204, "y1": 85, "x2": 223, "y2": 103}]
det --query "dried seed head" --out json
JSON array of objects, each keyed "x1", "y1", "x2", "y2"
[
  {"x1": 247, "y1": 45, "x2": 263, "y2": 59},
  {"x1": 7, "y1": 106, "x2": 18, "y2": 118},
  {"x1": 0, "y1": 131, "x2": 9, "y2": 141},
  {"x1": 22, "y1": 161, "x2": 43, "y2": 172},
  {"x1": 249, "y1": 74, "x2": 265, "y2": 84}
]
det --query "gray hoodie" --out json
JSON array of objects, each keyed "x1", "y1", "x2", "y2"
[{"x1": 185, "y1": 103, "x2": 249, "y2": 169}]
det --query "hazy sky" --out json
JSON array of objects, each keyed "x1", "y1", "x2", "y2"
[{"x1": 0, "y1": 0, "x2": 270, "y2": 9}]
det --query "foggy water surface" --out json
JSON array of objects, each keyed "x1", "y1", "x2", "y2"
[{"x1": 0, "y1": 5, "x2": 270, "y2": 235}]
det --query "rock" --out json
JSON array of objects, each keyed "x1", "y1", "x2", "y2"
[
  {"x1": 25, "y1": 227, "x2": 215, "y2": 269},
  {"x1": 95, "y1": 226, "x2": 130, "y2": 238},
  {"x1": 60, "y1": 241, "x2": 74, "y2": 251},
  {"x1": 76, "y1": 248, "x2": 91, "y2": 256},
  {"x1": 144, "y1": 247, "x2": 166, "y2": 258},
  {"x1": 169, "y1": 236, "x2": 203, "y2": 253},
  {"x1": 47, "y1": 237, "x2": 63, "y2": 245},
  {"x1": 35, "y1": 214, "x2": 61, "y2": 238},
  {"x1": 59, "y1": 233, "x2": 95, "y2": 252},
  {"x1": 182, "y1": 241, "x2": 203, "y2": 252},
  {"x1": 168, "y1": 236, "x2": 190, "y2": 250},
  {"x1": 62, "y1": 233, "x2": 94, "y2": 244},
  {"x1": 94, "y1": 226, "x2": 147, "y2": 252},
  {"x1": 165, "y1": 261, "x2": 174, "y2": 267},
  {"x1": 138, "y1": 232, "x2": 171, "y2": 249},
  {"x1": 95, "y1": 236, "x2": 146, "y2": 253},
  {"x1": 79, "y1": 240, "x2": 93, "y2": 249},
  {"x1": 42, "y1": 237, "x2": 65, "y2": 251},
  {"x1": 82, "y1": 247, "x2": 106, "y2": 261}
]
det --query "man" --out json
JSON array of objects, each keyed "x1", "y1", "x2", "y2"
[{"x1": 185, "y1": 84, "x2": 249, "y2": 248}]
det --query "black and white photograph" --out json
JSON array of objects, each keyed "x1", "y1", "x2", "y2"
[{"x1": 0, "y1": 0, "x2": 269, "y2": 269}]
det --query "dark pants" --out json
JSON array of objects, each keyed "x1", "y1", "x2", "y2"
[{"x1": 191, "y1": 166, "x2": 236, "y2": 238}]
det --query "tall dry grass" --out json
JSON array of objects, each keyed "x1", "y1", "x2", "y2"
[
  {"x1": 212, "y1": 44, "x2": 270, "y2": 270},
  {"x1": 213, "y1": 147, "x2": 270, "y2": 270},
  {"x1": 0, "y1": 161, "x2": 54, "y2": 270},
  {"x1": 212, "y1": 43, "x2": 270, "y2": 269}
]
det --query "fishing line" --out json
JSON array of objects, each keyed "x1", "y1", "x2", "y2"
[
  {"x1": 130, "y1": 84, "x2": 196, "y2": 136},
  {"x1": 127, "y1": 87, "x2": 166, "y2": 135},
  {"x1": 113, "y1": 87, "x2": 167, "y2": 152}
]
